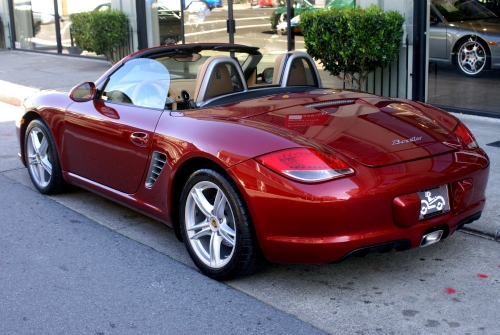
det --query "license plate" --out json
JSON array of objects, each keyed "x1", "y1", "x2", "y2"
[{"x1": 418, "y1": 185, "x2": 450, "y2": 220}]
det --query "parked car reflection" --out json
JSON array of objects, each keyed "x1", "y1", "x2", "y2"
[
  {"x1": 276, "y1": 14, "x2": 301, "y2": 35},
  {"x1": 249, "y1": 0, "x2": 273, "y2": 8},
  {"x1": 97, "y1": 2, "x2": 182, "y2": 44},
  {"x1": 430, "y1": 0, "x2": 500, "y2": 76},
  {"x1": 186, "y1": 0, "x2": 212, "y2": 33},
  {"x1": 270, "y1": 0, "x2": 353, "y2": 30}
]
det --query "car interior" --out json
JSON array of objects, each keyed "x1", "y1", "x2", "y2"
[{"x1": 98, "y1": 45, "x2": 321, "y2": 111}]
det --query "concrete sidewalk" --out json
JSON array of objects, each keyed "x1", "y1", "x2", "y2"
[
  {"x1": 0, "y1": 50, "x2": 110, "y2": 106},
  {"x1": 0, "y1": 50, "x2": 498, "y2": 240}
]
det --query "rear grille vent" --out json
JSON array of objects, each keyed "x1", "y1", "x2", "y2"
[
  {"x1": 145, "y1": 151, "x2": 167, "y2": 188},
  {"x1": 304, "y1": 99, "x2": 356, "y2": 110}
]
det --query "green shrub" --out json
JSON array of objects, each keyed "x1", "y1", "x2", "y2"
[
  {"x1": 70, "y1": 10, "x2": 128, "y2": 64},
  {"x1": 301, "y1": 5, "x2": 405, "y2": 90}
]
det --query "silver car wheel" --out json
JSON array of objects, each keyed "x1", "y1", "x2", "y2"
[
  {"x1": 26, "y1": 126, "x2": 53, "y2": 188},
  {"x1": 457, "y1": 40, "x2": 487, "y2": 75},
  {"x1": 184, "y1": 180, "x2": 236, "y2": 269}
]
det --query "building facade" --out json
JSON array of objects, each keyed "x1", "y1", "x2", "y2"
[{"x1": 1, "y1": 0, "x2": 498, "y2": 114}]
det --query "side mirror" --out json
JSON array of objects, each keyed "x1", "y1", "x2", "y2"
[
  {"x1": 260, "y1": 67, "x2": 274, "y2": 84},
  {"x1": 69, "y1": 82, "x2": 96, "y2": 102}
]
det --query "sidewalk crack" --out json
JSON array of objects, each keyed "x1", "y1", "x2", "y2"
[{"x1": 0, "y1": 167, "x2": 25, "y2": 173}]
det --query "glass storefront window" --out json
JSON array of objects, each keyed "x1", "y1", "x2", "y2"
[
  {"x1": 12, "y1": 0, "x2": 114, "y2": 54},
  {"x1": 0, "y1": 0, "x2": 9, "y2": 48},
  {"x1": 157, "y1": 0, "x2": 182, "y2": 44},
  {"x1": 234, "y1": 0, "x2": 286, "y2": 69},
  {"x1": 13, "y1": 0, "x2": 58, "y2": 51},
  {"x1": 183, "y1": 0, "x2": 226, "y2": 44},
  {"x1": 61, "y1": 0, "x2": 112, "y2": 55},
  {"x1": 144, "y1": 0, "x2": 183, "y2": 46},
  {"x1": 279, "y1": 0, "x2": 354, "y2": 88},
  {"x1": 427, "y1": 0, "x2": 500, "y2": 112}
]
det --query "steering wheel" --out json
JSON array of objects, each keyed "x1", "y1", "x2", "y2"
[{"x1": 131, "y1": 79, "x2": 170, "y2": 108}]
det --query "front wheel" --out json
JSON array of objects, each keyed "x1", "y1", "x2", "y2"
[
  {"x1": 179, "y1": 169, "x2": 263, "y2": 280},
  {"x1": 457, "y1": 39, "x2": 488, "y2": 76},
  {"x1": 25, "y1": 119, "x2": 67, "y2": 194}
]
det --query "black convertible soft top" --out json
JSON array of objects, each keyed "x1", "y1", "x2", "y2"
[{"x1": 128, "y1": 43, "x2": 262, "y2": 60}]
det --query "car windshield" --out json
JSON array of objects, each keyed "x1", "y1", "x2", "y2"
[
  {"x1": 101, "y1": 58, "x2": 171, "y2": 109},
  {"x1": 433, "y1": 0, "x2": 497, "y2": 21}
]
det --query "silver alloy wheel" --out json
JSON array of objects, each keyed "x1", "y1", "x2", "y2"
[
  {"x1": 26, "y1": 126, "x2": 52, "y2": 188},
  {"x1": 184, "y1": 180, "x2": 236, "y2": 268},
  {"x1": 458, "y1": 40, "x2": 486, "y2": 75}
]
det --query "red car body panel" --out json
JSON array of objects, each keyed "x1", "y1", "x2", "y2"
[
  {"x1": 18, "y1": 92, "x2": 72, "y2": 169},
  {"x1": 63, "y1": 100, "x2": 161, "y2": 194},
  {"x1": 249, "y1": 105, "x2": 458, "y2": 166},
  {"x1": 16, "y1": 47, "x2": 490, "y2": 266},
  {"x1": 228, "y1": 150, "x2": 488, "y2": 263}
]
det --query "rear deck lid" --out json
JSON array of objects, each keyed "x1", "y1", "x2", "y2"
[{"x1": 248, "y1": 96, "x2": 459, "y2": 167}]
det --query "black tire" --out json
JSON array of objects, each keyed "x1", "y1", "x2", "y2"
[
  {"x1": 24, "y1": 119, "x2": 67, "y2": 195},
  {"x1": 179, "y1": 169, "x2": 264, "y2": 280}
]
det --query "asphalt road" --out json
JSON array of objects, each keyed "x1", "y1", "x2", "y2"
[
  {"x1": 1, "y1": 101, "x2": 499, "y2": 334},
  {"x1": 0, "y1": 105, "x2": 324, "y2": 334},
  {"x1": 0, "y1": 173, "x2": 328, "y2": 334}
]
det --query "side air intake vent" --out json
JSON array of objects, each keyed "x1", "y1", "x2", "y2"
[
  {"x1": 304, "y1": 99, "x2": 356, "y2": 109},
  {"x1": 145, "y1": 151, "x2": 167, "y2": 188}
]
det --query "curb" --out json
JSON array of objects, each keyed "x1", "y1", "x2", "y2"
[
  {"x1": 460, "y1": 226, "x2": 500, "y2": 242},
  {"x1": 0, "y1": 80, "x2": 40, "y2": 107}
]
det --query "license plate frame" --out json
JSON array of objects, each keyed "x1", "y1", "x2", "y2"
[{"x1": 418, "y1": 185, "x2": 450, "y2": 220}]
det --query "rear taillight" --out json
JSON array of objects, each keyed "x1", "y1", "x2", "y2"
[
  {"x1": 453, "y1": 122, "x2": 478, "y2": 150},
  {"x1": 255, "y1": 148, "x2": 355, "y2": 183}
]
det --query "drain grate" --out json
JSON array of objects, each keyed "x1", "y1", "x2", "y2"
[{"x1": 486, "y1": 141, "x2": 500, "y2": 148}]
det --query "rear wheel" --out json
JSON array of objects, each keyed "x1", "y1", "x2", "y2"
[
  {"x1": 25, "y1": 119, "x2": 67, "y2": 194},
  {"x1": 179, "y1": 169, "x2": 263, "y2": 280}
]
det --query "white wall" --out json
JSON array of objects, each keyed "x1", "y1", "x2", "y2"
[
  {"x1": 357, "y1": 0, "x2": 415, "y2": 99},
  {"x1": 112, "y1": 0, "x2": 139, "y2": 54},
  {"x1": 357, "y1": 0, "x2": 412, "y2": 43}
]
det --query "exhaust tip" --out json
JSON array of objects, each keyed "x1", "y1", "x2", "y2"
[{"x1": 420, "y1": 230, "x2": 443, "y2": 247}]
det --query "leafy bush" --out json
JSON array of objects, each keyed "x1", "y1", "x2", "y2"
[
  {"x1": 70, "y1": 10, "x2": 128, "y2": 64},
  {"x1": 301, "y1": 5, "x2": 405, "y2": 90}
]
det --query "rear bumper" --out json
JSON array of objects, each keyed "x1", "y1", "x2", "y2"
[
  {"x1": 228, "y1": 149, "x2": 489, "y2": 263},
  {"x1": 333, "y1": 210, "x2": 481, "y2": 262}
]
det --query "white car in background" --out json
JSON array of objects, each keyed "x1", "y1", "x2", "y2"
[{"x1": 276, "y1": 14, "x2": 300, "y2": 35}]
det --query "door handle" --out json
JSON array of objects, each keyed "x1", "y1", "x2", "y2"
[{"x1": 130, "y1": 132, "x2": 149, "y2": 147}]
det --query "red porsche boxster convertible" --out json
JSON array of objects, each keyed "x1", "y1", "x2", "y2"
[{"x1": 16, "y1": 44, "x2": 489, "y2": 280}]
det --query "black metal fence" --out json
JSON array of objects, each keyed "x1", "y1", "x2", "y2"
[
  {"x1": 344, "y1": 38, "x2": 409, "y2": 99},
  {"x1": 368, "y1": 38, "x2": 409, "y2": 99},
  {"x1": 111, "y1": 25, "x2": 135, "y2": 61}
]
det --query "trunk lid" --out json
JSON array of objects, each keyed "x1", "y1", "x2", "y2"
[{"x1": 243, "y1": 92, "x2": 459, "y2": 167}]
